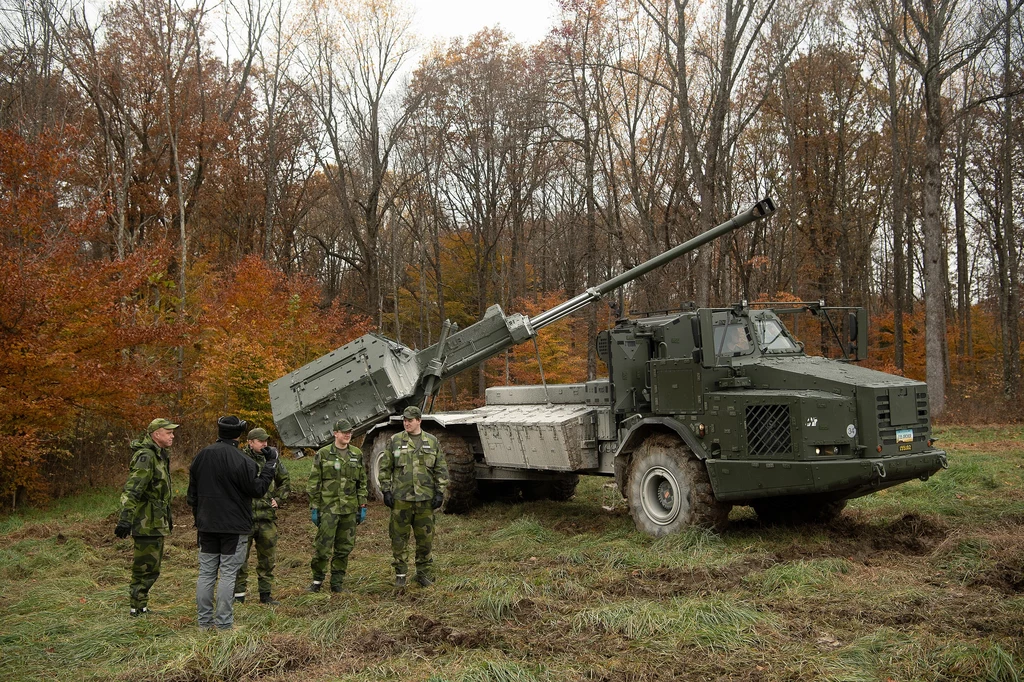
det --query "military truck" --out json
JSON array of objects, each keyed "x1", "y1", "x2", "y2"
[{"x1": 269, "y1": 198, "x2": 947, "y2": 535}]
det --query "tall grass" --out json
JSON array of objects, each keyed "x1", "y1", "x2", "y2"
[{"x1": 0, "y1": 427, "x2": 1022, "y2": 680}]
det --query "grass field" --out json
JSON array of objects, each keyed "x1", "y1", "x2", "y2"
[{"x1": 1, "y1": 425, "x2": 1022, "y2": 681}]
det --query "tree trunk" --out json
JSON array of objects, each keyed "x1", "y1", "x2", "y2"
[
  {"x1": 921, "y1": 70, "x2": 946, "y2": 416},
  {"x1": 999, "y1": 2, "x2": 1021, "y2": 399},
  {"x1": 887, "y1": 56, "x2": 906, "y2": 371}
]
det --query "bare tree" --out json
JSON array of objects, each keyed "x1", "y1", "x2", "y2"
[
  {"x1": 547, "y1": 0, "x2": 613, "y2": 378},
  {"x1": 637, "y1": 0, "x2": 811, "y2": 305},
  {"x1": 864, "y1": 0, "x2": 1023, "y2": 415},
  {"x1": 300, "y1": 0, "x2": 420, "y2": 322},
  {"x1": 0, "y1": 0, "x2": 68, "y2": 134}
]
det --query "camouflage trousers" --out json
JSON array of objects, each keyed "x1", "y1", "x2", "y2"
[
  {"x1": 129, "y1": 535, "x2": 165, "y2": 610},
  {"x1": 310, "y1": 511, "x2": 357, "y2": 588},
  {"x1": 235, "y1": 519, "x2": 278, "y2": 595},
  {"x1": 389, "y1": 500, "x2": 435, "y2": 577}
]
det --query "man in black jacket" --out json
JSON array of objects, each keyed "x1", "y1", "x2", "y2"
[{"x1": 187, "y1": 415, "x2": 277, "y2": 630}]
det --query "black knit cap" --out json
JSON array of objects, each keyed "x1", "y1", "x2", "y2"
[{"x1": 217, "y1": 415, "x2": 247, "y2": 440}]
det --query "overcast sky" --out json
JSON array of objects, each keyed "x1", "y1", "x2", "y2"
[{"x1": 409, "y1": 0, "x2": 559, "y2": 45}]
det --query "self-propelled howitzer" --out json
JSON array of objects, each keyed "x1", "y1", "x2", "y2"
[{"x1": 269, "y1": 198, "x2": 777, "y2": 448}]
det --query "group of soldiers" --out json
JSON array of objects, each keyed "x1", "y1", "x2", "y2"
[{"x1": 115, "y1": 405, "x2": 448, "y2": 628}]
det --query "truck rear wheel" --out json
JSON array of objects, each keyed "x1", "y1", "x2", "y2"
[
  {"x1": 627, "y1": 433, "x2": 729, "y2": 535},
  {"x1": 546, "y1": 474, "x2": 579, "y2": 501},
  {"x1": 437, "y1": 432, "x2": 476, "y2": 514},
  {"x1": 366, "y1": 430, "x2": 399, "y2": 502}
]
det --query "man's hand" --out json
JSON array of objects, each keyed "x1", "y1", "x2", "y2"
[
  {"x1": 356, "y1": 505, "x2": 367, "y2": 525},
  {"x1": 114, "y1": 521, "x2": 132, "y2": 539},
  {"x1": 383, "y1": 491, "x2": 394, "y2": 508},
  {"x1": 263, "y1": 446, "x2": 279, "y2": 472},
  {"x1": 270, "y1": 498, "x2": 278, "y2": 509},
  {"x1": 431, "y1": 492, "x2": 444, "y2": 510},
  {"x1": 310, "y1": 508, "x2": 319, "y2": 526}
]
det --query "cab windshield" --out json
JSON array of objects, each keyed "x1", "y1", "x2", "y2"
[
  {"x1": 713, "y1": 314, "x2": 754, "y2": 357},
  {"x1": 754, "y1": 314, "x2": 802, "y2": 353}
]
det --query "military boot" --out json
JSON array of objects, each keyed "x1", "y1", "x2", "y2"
[
  {"x1": 394, "y1": 574, "x2": 407, "y2": 588},
  {"x1": 129, "y1": 606, "x2": 149, "y2": 617},
  {"x1": 414, "y1": 573, "x2": 433, "y2": 587},
  {"x1": 233, "y1": 593, "x2": 246, "y2": 603},
  {"x1": 307, "y1": 580, "x2": 323, "y2": 593},
  {"x1": 259, "y1": 592, "x2": 280, "y2": 605}
]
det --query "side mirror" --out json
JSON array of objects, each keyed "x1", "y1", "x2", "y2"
[{"x1": 848, "y1": 309, "x2": 868, "y2": 360}]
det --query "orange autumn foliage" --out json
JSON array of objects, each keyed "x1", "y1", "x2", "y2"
[
  {"x1": 0, "y1": 130, "x2": 182, "y2": 506},
  {"x1": 183, "y1": 255, "x2": 372, "y2": 439},
  {"x1": 482, "y1": 291, "x2": 611, "y2": 388}
]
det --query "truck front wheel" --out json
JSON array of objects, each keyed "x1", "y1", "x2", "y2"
[{"x1": 627, "y1": 433, "x2": 730, "y2": 536}]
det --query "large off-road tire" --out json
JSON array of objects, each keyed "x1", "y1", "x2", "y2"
[
  {"x1": 752, "y1": 496, "x2": 847, "y2": 525},
  {"x1": 436, "y1": 432, "x2": 477, "y2": 514},
  {"x1": 626, "y1": 433, "x2": 730, "y2": 536},
  {"x1": 366, "y1": 429, "x2": 400, "y2": 502},
  {"x1": 546, "y1": 474, "x2": 580, "y2": 501}
]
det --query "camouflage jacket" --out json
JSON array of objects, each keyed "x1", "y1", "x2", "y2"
[
  {"x1": 307, "y1": 443, "x2": 367, "y2": 514},
  {"x1": 240, "y1": 445, "x2": 290, "y2": 522},
  {"x1": 379, "y1": 430, "x2": 449, "y2": 503},
  {"x1": 118, "y1": 434, "x2": 173, "y2": 536}
]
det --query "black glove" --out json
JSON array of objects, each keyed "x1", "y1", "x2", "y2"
[
  {"x1": 431, "y1": 492, "x2": 444, "y2": 510},
  {"x1": 261, "y1": 446, "x2": 278, "y2": 473},
  {"x1": 114, "y1": 521, "x2": 131, "y2": 539},
  {"x1": 383, "y1": 491, "x2": 394, "y2": 508}
]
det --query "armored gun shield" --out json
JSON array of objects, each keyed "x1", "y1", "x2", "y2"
[{"x1": 269, "y1": 334, "x2": 421, "y2": 447}]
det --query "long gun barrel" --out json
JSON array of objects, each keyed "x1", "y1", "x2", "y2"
[
  {"x1": 532, "y1": 198, "x2": 776, "y2": 328},
  {"x1": 269, "y1": 198, "x2": 776, "y2": 447}
]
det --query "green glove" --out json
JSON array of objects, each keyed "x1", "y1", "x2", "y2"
[{"x1": 310, "y1": 508, "x2": 319, "y2": 526}]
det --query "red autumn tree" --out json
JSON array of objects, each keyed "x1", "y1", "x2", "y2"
[
  {"x1": 183, "y1": 254, "x2": 372, "y2": 439},
  {"x1": 0, "y1": 129, "x2": 182, "y2": 507}
]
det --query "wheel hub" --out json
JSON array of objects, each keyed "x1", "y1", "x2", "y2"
[
  {"x1": 656, "y1": 480, "x2": 674, "y2": 510},
  {"x1": 639, "y1": 466, "x2": 680, "y2": 526}
]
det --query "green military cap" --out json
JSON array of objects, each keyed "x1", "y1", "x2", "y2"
[
  {"x1": 402, "y1": 406, "x2": 422, "y2": 420},
  {"x1": 247, "y1": 427, "x2": 269, "y2": 441},
  {"x1": 333, "y1": 418, "x2": 354, "y2": 433},
  {"x1": 147, "y1": 418, "x2": 179, "y2": 433}
]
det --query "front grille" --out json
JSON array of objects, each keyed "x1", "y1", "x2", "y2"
[
  {"x1": 745, "y1": 404, "x2": 792, "y2": 456},
  {"x1": 876, "y1": 391, "x2": 930, "y2": 445}
]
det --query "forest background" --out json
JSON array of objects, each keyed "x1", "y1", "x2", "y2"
[{"x1": 0, "y1": 0, "x2": 1022, "y2": 510}]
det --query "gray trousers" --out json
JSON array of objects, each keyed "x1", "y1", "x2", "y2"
[{"x1": 196, "y1": 535, "x2": 248, "y2": 629}]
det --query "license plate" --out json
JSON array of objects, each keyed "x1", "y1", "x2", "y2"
[{"x1": 896, "y1": 429, "x2": 914, "y2": 444}]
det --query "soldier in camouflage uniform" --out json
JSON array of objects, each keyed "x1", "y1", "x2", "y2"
[
  {"x1": 234, "y1": 427, "x2": 290, "y2": 605},
  {"x1": 307, "y1": 418, "x2": 367, "y2": 592},
  {"x1": 114, "y1": 418, "x2": 179, "y2": 617},
  {"x1": 380, "y1": 406, "x2": 449, "y2": 588}
]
